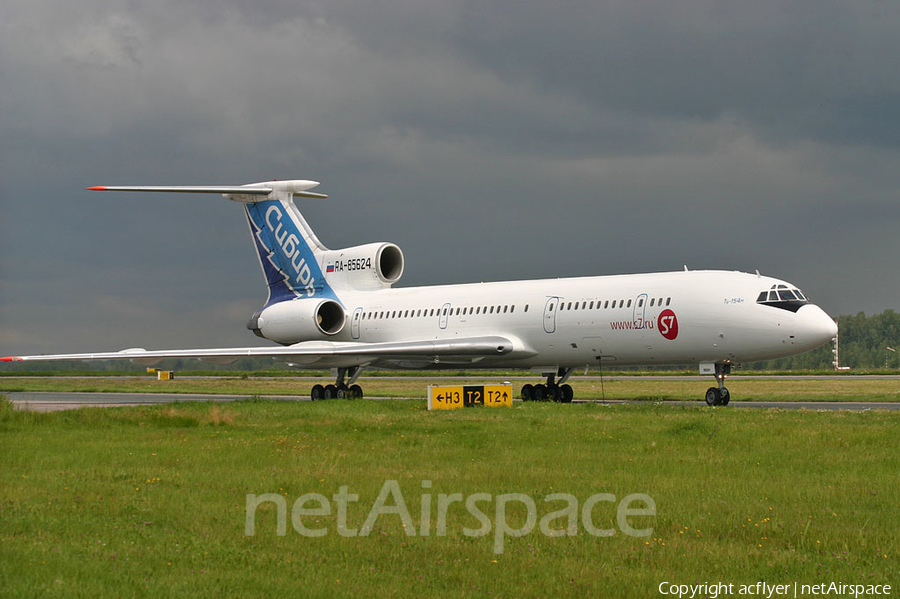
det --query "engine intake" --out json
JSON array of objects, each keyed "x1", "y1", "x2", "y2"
[{"x1": 376, "y1": 243, "x2": 404, "y2": 283}]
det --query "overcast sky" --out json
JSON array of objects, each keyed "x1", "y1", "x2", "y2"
[{"x1": 1, "y1": 0, "x2": 898, "y2": 355}]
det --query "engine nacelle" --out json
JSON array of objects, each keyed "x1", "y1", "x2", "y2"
[
  {"x1": 318, "y1": 242, "x2": 404, "y2": 291},
  {"x1": 248, "y1": 299, "x2": 345, "y2": 344}
]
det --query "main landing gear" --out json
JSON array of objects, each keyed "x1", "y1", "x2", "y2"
[
  {"x1": 521, "y1": 367, "x2": 575, "y2": 403},
  {"x1": 310, "y1": 366, "x2": 364, "y2": 400},
  {"x1": 705, "y1": 363, "x2": 731, "y2": 406}
]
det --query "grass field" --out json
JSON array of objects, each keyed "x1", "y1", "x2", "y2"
[
  {"x1": 1, "y1": 394, "x2": 898, "y2": 598},
  {"x1": 2, "y1": 374, "x2": 899, "y2": 402}
]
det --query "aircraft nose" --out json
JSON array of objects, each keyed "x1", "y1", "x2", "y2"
[{"x1": 796, "y1": 304, "x2": 838, "y2": 348}]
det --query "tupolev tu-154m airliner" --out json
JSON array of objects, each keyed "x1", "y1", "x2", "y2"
[{"x1": 1, "y1": 180, "x2": 838, "y2": 405}]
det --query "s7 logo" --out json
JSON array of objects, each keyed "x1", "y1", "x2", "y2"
[{"x1": 658, "y1": 310, "x2": 679, "y2": 340}]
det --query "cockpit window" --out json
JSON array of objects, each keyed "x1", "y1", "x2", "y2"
[
  {"x1": 757, "y1": 284, "x2": 809, "y2": 312},
  {"x1": 778, "y1": 289, "x2": 797, "y2": 301}
]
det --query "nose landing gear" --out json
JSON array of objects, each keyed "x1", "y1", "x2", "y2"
[{"x1": 705, "y1": 363, "x2": 731, "y2": 406}]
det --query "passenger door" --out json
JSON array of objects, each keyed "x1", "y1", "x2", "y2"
[
  {"x1": 633, "y1": 293, "x2": 648, "y2": 329},
  {"x1": 438, "y1": 303, "x2": 451, "y2": 329},
  {"x1": 543, "y1": 297, "x2": 559, "y2": 333},
  {"x1": 351, "y1": 307, "x2": 363, "y2": 339}
]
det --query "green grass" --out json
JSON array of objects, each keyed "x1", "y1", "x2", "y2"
[
  {"x1": 1, "y1": 395, "x2": 898, "y2": 597},
  {"x1": 2, "y1": 374, "x2": 899, "y2": 401}
]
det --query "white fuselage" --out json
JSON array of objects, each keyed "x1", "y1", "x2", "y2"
[{"x1": 256, "y1": 270, "x2": 838, "y2": 370}]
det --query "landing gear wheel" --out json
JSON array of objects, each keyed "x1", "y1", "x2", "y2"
[
  {"x1": 719, "y1": 387, "x2": 730, "y2": 406},
  {"x1": 705, "y1": 387, "x2": 721, "y2": 406},
  {"x1": 336, "y1": 384, "x2": 350, "y2": 399},
  {"x1": 324, "y1": 384, "x2": 338, "y2": 399},
  {"x1": 560, "y1": 384, "x2": 574, "y2": 403},
  {"x1": 521, "y1": 384, "x2": 534, "y2": 402},
  {"x1": 348, "y1": 384, "x2": 363, "y2": 399},
  {"x1": 311, "y1": 384, "x2": 325, "y2": 401},
  {"x1": 547, "y1": 384, "x2": 561, "y2": 402},
  {"x1": 533, "y1": 384, "x2": 547, "y2": 401}
]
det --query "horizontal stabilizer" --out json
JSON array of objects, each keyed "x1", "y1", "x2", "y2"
[{"x1": 87, "y1": 180, "x2": 328, "y2": 201}]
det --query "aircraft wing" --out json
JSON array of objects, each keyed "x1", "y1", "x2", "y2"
[{"x1": 1, "y1": 336, "x2": 534, "y2": 368}]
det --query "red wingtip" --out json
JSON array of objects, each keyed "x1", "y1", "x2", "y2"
[
  {"x1": 86, "y1": 186, "x2": 107, "y2": 191},
  {"x1": 1, "y1": 357, "x2": 22, "y2": 362}
]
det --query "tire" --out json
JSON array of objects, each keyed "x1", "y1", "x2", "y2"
[
  {"x1": 720, "y1": 387, "x2": 730, "y2": 406},
  {"x1": 560, "y1": 384, "x2": 574, "y2": 403},
  {"x1": 324, "y1": 384, "x2": 338, "y2": 399},
  {"x1": 521, "y1": 384, "x2": 534, "y2": 401},
  {"x1": 547, "y1": 384, "x2": 561, "y2": 402},
  {"x1": 311, "y1": 384, "x2": 325, "y2": 401},
  {"x1": 705, "y1": 387, "x2": 720, "y2": 406},
  {"x1": 349, "y1": 384, "x2": 363, "y2": 399},
  {"x1": 533, "y1": 384, "x2": 547, "y2": 401}
]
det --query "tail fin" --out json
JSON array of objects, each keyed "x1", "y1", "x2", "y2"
[
  {"x1": 88, "y1": 180, "x2": 339, "y2": 306},
  {"x1": 244, "y1": 196, "x2": 339, "y2": 306}
]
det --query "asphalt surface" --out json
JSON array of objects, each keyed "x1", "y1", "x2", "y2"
[{"x1": 7, "y1": 391, "x2": 900, "y2": 412}]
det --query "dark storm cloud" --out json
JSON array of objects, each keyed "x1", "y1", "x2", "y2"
[{"x1": 1, "y1": 0, "x2": 897, "y2": 354}]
